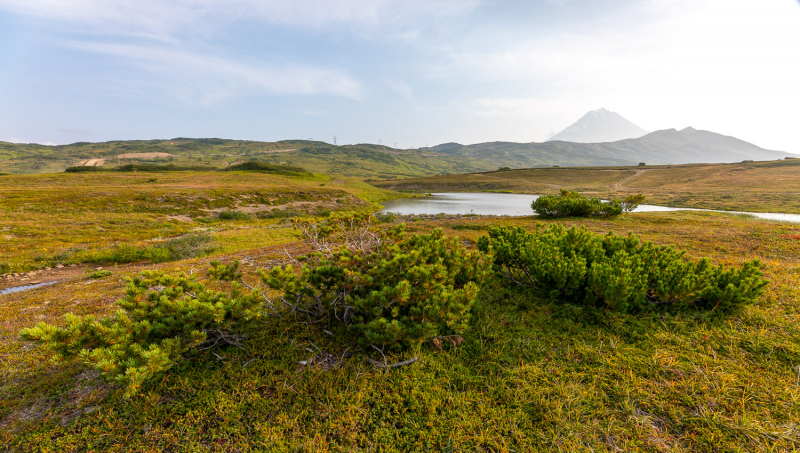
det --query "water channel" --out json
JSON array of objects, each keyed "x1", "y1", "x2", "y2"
[
  {"x1": 380, "y1": 193, "x2": 800, "y2": 223},
  {"x1": 0, "y1": 281, "x2": 57, "y2": 296}
]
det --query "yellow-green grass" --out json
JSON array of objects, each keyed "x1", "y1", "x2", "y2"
[
  {"x1": 2, "y1": 211, "x2": 800, "y2": 451},
  {"x1": 370, "y1": 159, "x2": 800, "y2": 214},
  {"x1": 0, "y1": 171, "x2": 392, "y2": 273}
]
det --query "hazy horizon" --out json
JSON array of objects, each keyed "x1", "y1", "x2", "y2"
[{"x1": 1, "y1": 0, "x2": 799, "y2": 153}]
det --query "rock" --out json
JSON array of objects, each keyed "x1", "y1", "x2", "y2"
[
  {"x1": 56, "y1": 264, "x2": 64, "y2": 269},
  {"x1": 69, "y1": 264, "x2": 77, "y2": 267}
]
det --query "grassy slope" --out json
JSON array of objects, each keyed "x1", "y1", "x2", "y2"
[
  {"x1": 0, "y1": 139, "x2": 503, "y2": 178},
  {"x1": 0, "y1": 171, "x2": 391, "y2": 273},
  {"x1": 2, "y1": 212, "x2": 800, "y2": 451},
  {"x1": 369, "y1": 158, "x2": 800, "y2": 214}
]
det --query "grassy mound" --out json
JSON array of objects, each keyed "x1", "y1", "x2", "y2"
[{"x1": 224, "y1": 161, "x2": 310, "y2": 176}]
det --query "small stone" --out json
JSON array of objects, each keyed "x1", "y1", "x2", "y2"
[
  {"x1": 69, "y1": 264, "x2": 77, "y2": 267},
  {"x1": 45, "y1": 267, "x2": 51, "y2": 270},
  {"x1": 56, "y1": 264, "x2": 64, "y2": 269}
]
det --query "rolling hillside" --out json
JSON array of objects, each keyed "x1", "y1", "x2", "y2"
[
  {"x1": 2, "y1": 127, "x2": 795, "y2": 177},
  {"x1": 0, "y1": 139, "x2": 501, "y2": 178}
]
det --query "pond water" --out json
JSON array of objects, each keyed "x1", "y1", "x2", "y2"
[
  {"x1": 0, "y1": 281, "x2": 57, "y2": 295},
  {"x1": 380, "y1": 193, "x2": 800, "y2": 223}
]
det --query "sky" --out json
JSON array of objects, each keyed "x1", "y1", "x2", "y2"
[{"x1": 1, "y1": 0, "x2": 799, "y2": 152}]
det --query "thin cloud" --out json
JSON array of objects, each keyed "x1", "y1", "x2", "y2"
[
  {"x1": 0, "y1": 0, "x2": 479, "y2": 39},
  {"x1": 67, "y1": 42, "x2": 363, "y2": 102}
]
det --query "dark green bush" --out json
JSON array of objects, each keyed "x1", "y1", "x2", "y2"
[
  {"x1": 259, "y1": 209, "x2": 305, "y2": 219},
  {"x1": 218, "y1": 210, "x2": 255, "y2": 221},
  {"x1": 477, "y1": 225, "x2": 767, "y2": 313},
  {"x1": 224, "y1": 161, "x2": 309, "y2": 176},
  {"x1": 153, "y1": 233, "x2": 215, "y2": 262},
  {"x1": 261, "y1": 213, "x2": 490, "y2": 349},
  {"x1": 209, "y1": 260, "x2": 241, "y2": 281},
  {"x1": 20, "y1": 269, "x2": 262, "y2": 396},
  {"x1": 115, "y1": 164, "x2": 216, "y2": 172},
  {"x1": 532, "y1": 190, "x2": 644, "y2": 218},
  {"x1": 95, "y1": 233, "x2": 215, "y2": 264},
  {"x1": 87, "y1": 269, "x2": 113, "y2": 279},
  {"x1": 64, "y1": 166, "x2": 104, "y2": 173}
]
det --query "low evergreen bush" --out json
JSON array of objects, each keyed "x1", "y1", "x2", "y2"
[
  {"x1": 532, "y1": 190, "x2": 645, "y2": 218},
  {"x1": 87, "y1": 269, "x2": 113, "y2": 279},
  {"x1": 20, "y1": 269, "x2": 262, "y2": 396},
  {"x1": 218, "y1": 209, "x2": 255, "y2": 221},
  {"x1": 88, "y1": 233, "x2": 215, "y2": 264},
  {"x1": 224, "y1": 161, "x2": 310, "y2": 176},
  {"x1": 477, "y1": 225, "x2": 767, "y2": 313},
  {"x1": 261, "y1": 213, "x2": 491, "y2": 349}
]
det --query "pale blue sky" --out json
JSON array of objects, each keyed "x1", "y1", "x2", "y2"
[{"x1": 1, "y1": 0, "x2": 798, "y2": 152}]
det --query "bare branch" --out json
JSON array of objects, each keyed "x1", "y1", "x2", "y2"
[{"x1": 367, "y1": 357, "x2": 418, "y2": 369}]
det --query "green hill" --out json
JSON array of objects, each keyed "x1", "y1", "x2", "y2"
[{"x1": 0, "y1": 139, "x2": 500, "y2": 178}]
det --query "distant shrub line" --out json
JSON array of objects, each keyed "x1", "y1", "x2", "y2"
[
  {"x1": 20, "y1": 214, "x2": 768, "y2": 396},
  {"x1": 88, "y1": 233, "x2": 215, "y2": 265}
]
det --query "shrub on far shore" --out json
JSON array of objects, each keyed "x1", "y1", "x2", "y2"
[{"x1": 532, "y1": 189, "x2": 645, "y2": 218}]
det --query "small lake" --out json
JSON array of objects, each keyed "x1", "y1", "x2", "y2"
[{"x1": 380, "y1": 193, "x2": 800, "y2": 223}]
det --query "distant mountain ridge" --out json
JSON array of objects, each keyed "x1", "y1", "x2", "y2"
[
  {"x1": 547, "y1": 108, "x2": 649, "y2": 143},
  {"x1": 1, "y1": 126, "x2": 795, "y2": 176},
  {"x1": 424, "y1": 126, "x2": 795, "y2": 167}
]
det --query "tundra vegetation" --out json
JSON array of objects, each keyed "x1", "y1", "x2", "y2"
[
  {"x1": 1, "y1": 164, "x2": 800, "y2": 452},
  {"x1": 370, "y1": 157, "x2": 800, "y2": 214}
]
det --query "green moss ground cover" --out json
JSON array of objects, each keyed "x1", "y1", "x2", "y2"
[{"x1": 2, "y1": 211, "x2": 800, "y2": 451}]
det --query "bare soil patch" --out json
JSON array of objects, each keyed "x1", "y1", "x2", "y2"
[
  {"x1": 74, "y1": 159, "x2": 105, "y2": 167},
  {"x1": 165, "y1": 214, "x2": 194, "y2": 223}
]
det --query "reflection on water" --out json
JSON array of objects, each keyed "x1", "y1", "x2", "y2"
[
  {"x1": 380, "y1": 193, "x2": 800, "y2": 223},
  {"x1": 381, "y1": 193, "x2": 538, "y2": 216},
  {"x1": 0, "y1": 281, "x2": 57, "y2": 295}
]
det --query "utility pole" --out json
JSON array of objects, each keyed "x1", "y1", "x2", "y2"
[
  {"x1": 333, "y1": 135, "x2": 337, "y2": 146},
  {"x1": 394, "y1": 142, "x2": 397, "y2": 149}
]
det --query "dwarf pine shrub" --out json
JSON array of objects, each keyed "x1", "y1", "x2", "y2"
[
  {"x1": 477, "y1": 225, "x2": 767, "y2": 312},
  {"x1": 261, "y1": 213, "x2": 491, "y2": 349},
  {"x1": 532, "y1": 190, "x2": 645, "y2": 218},
  {"x1": 20, "y1": 269, "x2": 262, "y2": 396}
]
